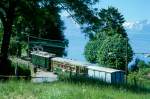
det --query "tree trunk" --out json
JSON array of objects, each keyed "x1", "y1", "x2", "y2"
[
  {"x1": 1, "y1": 20, "x2": 13, "y2": 58},
  {"x1": 0, "y1": 0, "x2": 16, "y2": 75},
  {"x1": 0, "y1": 21, "x2": 13, "y2": 75}
]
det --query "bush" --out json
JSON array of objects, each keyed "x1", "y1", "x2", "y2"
[
  {"x1": 10, "y1": 58, "x2": 31, "y2": 79},
  {"x1": 130, "y1": 58, "x2": 150, "y2": 73},
  {"x1": 127, "y1": 71, "x2": 143, "y2": 87},
  {"x1": 12, "y1": 63, "x2": 31, "y2": 76},
  {"x1": 127, "y1": 59, "x2": 150, "y2": 88},
  {"x1": 137, "y1": 60, "x2": 149, "y2": 69},
  {"x1": 8, "y1": 37, "x2": 25, "y2": 57}
]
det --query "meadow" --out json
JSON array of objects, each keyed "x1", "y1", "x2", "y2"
[{"x1": 0, "y1": 78, "x2": 150, "y2": 99}]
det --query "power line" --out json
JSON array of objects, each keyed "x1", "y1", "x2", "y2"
[
  {"x1": 129, "y1": 38, "x2": 150, "y2": 41},
  {"x1": 59, "y1": 0, "x2": 80, "y2": 24},
  {"x1": 22, "y1": 33, "x2": 65, "y2": 43}
]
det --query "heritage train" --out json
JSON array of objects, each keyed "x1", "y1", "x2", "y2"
[{"x1": 31, "y1": 51, "x2": 125, "y2": 84}]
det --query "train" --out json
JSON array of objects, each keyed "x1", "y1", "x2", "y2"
[{"x1": 31, "y1": 51, "x2": 125, "y2": 84}]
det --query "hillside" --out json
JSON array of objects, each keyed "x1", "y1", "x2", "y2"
[{"x1": 0, "y1": 80, "x2": 150, "y2": 99}]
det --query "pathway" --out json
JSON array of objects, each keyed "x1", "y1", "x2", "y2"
[{"x1": 32, "y1": 69, "x2": 58, "y2": 83}]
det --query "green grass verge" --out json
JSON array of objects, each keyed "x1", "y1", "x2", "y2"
[{"x1": 0, "y1": 79, "x2": 150, "y2": 99}]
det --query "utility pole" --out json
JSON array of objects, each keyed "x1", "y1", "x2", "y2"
[
  {"x1": 27, "y1": 34, "x2": 30, "y2": 58},
  {"x1": 125, "y1": 38, "x2": 128, "y2": 84}
]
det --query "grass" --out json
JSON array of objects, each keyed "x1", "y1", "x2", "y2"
[
  {"x1": 0, "y1": 79, "x2": 150, "y2": 99},
  {"x1": 1, "y1": 57, "x2": 149, "y2": 99}
]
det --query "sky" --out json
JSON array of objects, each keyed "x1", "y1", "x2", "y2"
[
  {"x1": 98, "y1": 0, "x2": 150, "y2": 21},
  {"x1": 61, "y1": 0, "x2": 150, "y2": 61}
]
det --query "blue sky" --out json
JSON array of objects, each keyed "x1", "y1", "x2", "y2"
[
  {"x1": 98, "y1": 0, "x2": 150, "y2": 21},
  {"x1": 61, "y1": 0, "x2": 150, "y2": 61}
]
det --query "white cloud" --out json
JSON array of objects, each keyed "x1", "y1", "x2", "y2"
[
  {"x1": 123, "y1": 21, "x2": 138, "y2": 29},
  {"x1": 123, "y1": 20, "x2": 150, "y2": 32}
]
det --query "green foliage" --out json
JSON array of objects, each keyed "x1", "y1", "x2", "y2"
[
  {"x1": 10, "y1": 57, "x2": 31, "y2": 77},
  {"x1": 128, "y1": 59, "x2": 150, "y2": 88},
  {"x1": 13, "y1": 1, "x2": 68, "y2": 56},
  {"x1": 97, "y1": 34, "x2": 133, "y2": 70},
  {"x1": 137, "y1": 60, "x2": 149, "y2": 69},
  {"x1": 0, "y1": 20, "x2": 3, "y2": 42},
  {"x1": 0, "y1": 0, "x2": 100, "y2": 58},
  {"x1": 128, "y1": 67, "x2": 150, "y2": 89},
  {"x1": 8, "y1": 39, "x2": 19, "y2": 56},
  {"x1": 84, "y1": 31, "x2": 106, "y2": 63},
  {"x1": 97, "y1": 7, "x2": 127, "y2": 37},
  {"x1": 0, "y1": 36, "x2": 27, "y2": 57},
  {"x1": 127, "y1": 71, "x2": 143, "y2": 87},
  {"x1": 84, "y1": 7, "x2": 133, "y2": 70},
  {"x1": 63, "y1": 0, "x2": 100, "y2": 25},
  {"x1": 0, "y1": 0, "x2": 101, "y2": 75},
  {"x1": 130, "y1": 58, "x2": 150, "y2": 72},
  {"x1": 9, "y1": 0, "x2": 100, "y2": 57},
  {"x1": 84, "y1": 40, "x2": 102, "y2": 63}
]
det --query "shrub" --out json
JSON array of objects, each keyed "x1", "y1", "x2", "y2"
[
  {"x1": 8, "y1": 39, "x2": 20, "y2": 57},
  {"x1": 137, "y1": 60, "x2": 149, "y2": 69},
  {"x1": 127, "y1": 71, "x2": 143, "y2": 87},
  {"x1": 130, "y1": 58, "x2": 150, "y2": 73},
  {"x1": 11, "y1": 58, "x2": 31, "y2": 79}
]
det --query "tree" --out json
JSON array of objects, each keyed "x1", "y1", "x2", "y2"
[
  {"x1": 84, "y1": 40, "x2": 99, "y2": 63},
  {"x1": 84, "y1": 32, "x2": 106, "y2": 63},
  {"x1": 0, "y1": 0, "x2": 100, "y2": 74},
  {"x1": 97, "y1": 7, "x2": 127, "y2": 38},
  {"x1": 84, "y1": 7, "x2": 133, "y2": 70},
  {"x1": 0, "y1": 0, "x2": 18, "y2": 74},
  {"x1": 13, "y1": 1, "x2": 68, "y2": 56},
  {"x1": 97, "y1": 34, "x2": 133, "y2": 70},
  {"x1": 0, "y1": 20, "x2": 3, "y2": 41}
]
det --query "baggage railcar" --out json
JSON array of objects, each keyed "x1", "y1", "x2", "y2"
[{"x1": 87, "y1": 65, "x2": 125, "y2": 84}]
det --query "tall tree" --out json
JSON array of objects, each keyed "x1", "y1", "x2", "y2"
[
  {"x1": 0, "y1": 0, "x2": 100, "y2": 74},
  {"x1": 96, "y1": 7, "x2": 127, "y2": 38},
  {"x1": 97, "y1": 34, "x2": 133, "y2": 70},
  {"x1": 13, "y1": 0, "x2": 68, "y2": 56},
  {"x1": 0, "y1": 0, "x2": 18, "y2": 74},
  {"x1": 84, "y1": 7, "x2": 133, "y2": 70}
]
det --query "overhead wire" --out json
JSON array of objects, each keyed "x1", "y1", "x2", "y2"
[{"x1": 58, "y1": 0, "x2": 80, "y2": 24}]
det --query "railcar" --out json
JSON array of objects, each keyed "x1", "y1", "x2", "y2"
[
  {"x1": 31, "y1": 51, "x2": 125, "y2": 84},
  {"x1": 51, "y1": 57, "x2": 88, "y2": 76},
  {"x1": 87, "y1": 65, "x2": 125, "y2": 84}
]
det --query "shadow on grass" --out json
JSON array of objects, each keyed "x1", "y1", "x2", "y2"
[{"x1": 58, "y1": 75, "x2": 150, "y2": 94}]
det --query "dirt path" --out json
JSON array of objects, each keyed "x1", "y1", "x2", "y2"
[
  {"x1": 147, "y1": 73, "x2": 150, "y2": 79},
  {"x1": 32, "y1": 69, "x2": 58, "y2": 83}
]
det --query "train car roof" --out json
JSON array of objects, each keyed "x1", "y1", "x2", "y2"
[
  {"x1": 51, "y1": 57, "x2": 124, "y2": 73},
  {"x1": 51, "y1": 57, "x2": 89, "y2": 67},
  {"x1": 87, "y1": 65, "x2": 124, "y2": 73},
  {"x1": 31, "y1": 51, "x2": 55, "y2": 58}
]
